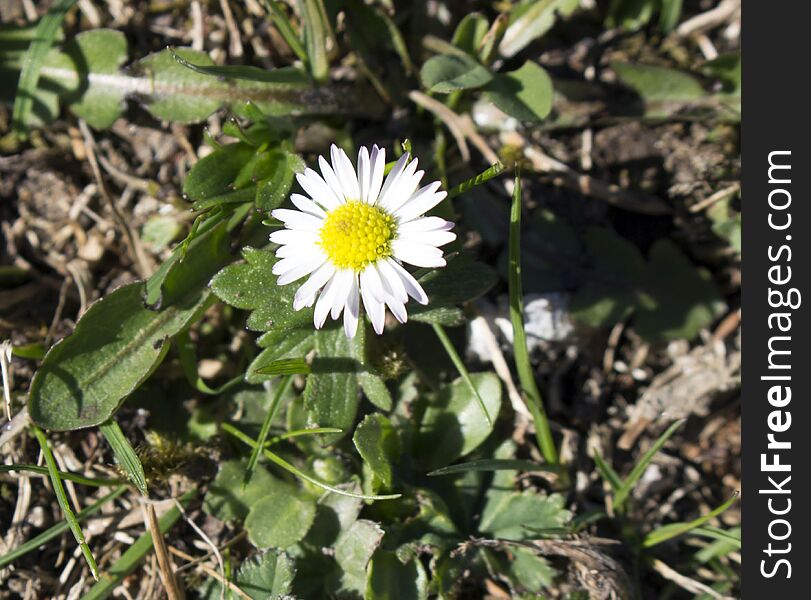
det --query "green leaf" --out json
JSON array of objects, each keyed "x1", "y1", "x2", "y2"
[
  {"x1": 614, "y1": 419, "x2": 684, "y2": 511},
  {"x1": 28, "y1": 223, "x2": 230, "y2": 430},
  {"x1": 335, "y1": 520, "x2": 385, "y2": 596},
  {"x1": 612, "y1": 62, "x2": 706, "y2": 102},
  {"x1": 452, "y1": 13, "x2": 489, "y2": 56},
  {"x1": 420, "y1": 53, "x2": 493, "y2": 93},
  {"x1": 248, "y1": 329, "x2": 316, "y2": 384},
  {"x1": 211, "y1": 246, "x2": 314, "y2": 332},
  {"x1": 11, "y1": 0, "x2": 76, "y2": 134},
  {"x1": 634, "y1": 240, "x2": 724, "y2": 342},
  {"x1": 410, "y1": 254, "x2": 497, "y2": 324},
  {"x1": 303, "y1": 327, "x2": 360, "y2": 443},
  {"x1": 499, "y1": 0, "x2": 579, "y2": 58},
  {"x1": 255, "y1": 149, "x2": 306, "y2": 211},
  {"x1": 98, "y1": 419, "x2": 147, "y2": 495},
  {"x1": 416, "y1": 373, "x2": 502, "y2": 470},
  {"x1": 53, "y1": 29, "x2": 128, "y2": 129},
  {"x1": 235, "y1": 550, "x2": 296, "y2": 599},
  {"x1": 183, "y1": 143, "x2": 257, "y2": 201},
  {"x1": 643, "y1": 494, "x2": 738, "y2": 548},
  {"x1": 489, "y1": 545, "x2": 556, "y2": 593},
  {"x1": 479, "y1": 491, "x2": 569, "y2": 540},
  {"x1": 298, "y1": 0, "x2": 333, "y2": 82},
  {"x1": 203, "y1": 460, "x2": 279, "y2": 522},
  {"x1": 245, "y1": 487, "x2": 317, "y2": 548},
  {"x1": 702, "y1": 52, "x2": 741, "y2": 95},
  {"x1": 366, "y1": 551, "x2": 429, "y2": 600},
  {"x1": 353, "y1": 414, "x2": 399, "y2": 488},
  {"x1": 427, "y1": 458, "x2": 553, "y2": 476},
  {"x1": 484, "y1": 61, "x2": 553, "y2": 122}
]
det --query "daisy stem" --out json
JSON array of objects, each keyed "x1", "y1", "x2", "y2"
[
  {"x1": 431, "y1": 323, "x2": 493, "y2": 427},
  {"x1": 508, "y1": 174, "x2": 560, "y2": 467}
]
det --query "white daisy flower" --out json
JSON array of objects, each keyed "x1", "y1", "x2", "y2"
[{"x1": 270, "y1": 144, "x2": 455, "y2": 338}]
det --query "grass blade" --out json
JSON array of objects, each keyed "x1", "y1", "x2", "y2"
[
  {"x1": 643, "y1": 494, "x2": 739, "y2": 548},
  {"x1": 508, "y1": 173, "x2": 558, "y2": 465},
  {"x1": 32, "y1": 425, "x2": 99, "y2": 580},
  {"x1": 592, "y1": 450, "x2": 622, "y2": 491},
  {"x1": 428, "y1": 458, "x2": 557, "y2": 476},
  {"x1": 11, "y1": 0, "x2": 77, "y2": 136},
  {"x1": 222, "y1": 423, "x2": 400, "y2": 501},
  {"x1": 262, "y1": 0, "x2": 308, "y2": 65},
  {"x1": 253, "y1": 358, "x2": 311, "y2": 375},
  {"x1": 80, "y1": 490, "x2": 195, "y2": 600},
  {"x1": 0, "y1": 486, "x2": 125, "y2": 569},
  {"x1": 265, "y1": 426, "x2": 343, "y2": 446},
  {"x1": 297, "y1": 0, "x2": 332, "y2": 82},
  {"x1": 447, "y1": 162, "x2": 505, "y2": 199},
  {"x1": 431, "y1": 323, "x2": 492, "y2": 426},
  {"x1": 244, "y1": 375, "x2": 294, "y2": 485},
  {"x1": 0, "y1": 464, "x2": 123, "y2": 487},
  {"x1": 614, "y1": 419, "x2": 685, "y2": 511},
  {"x1": 99, "y1": 419, "x2": 148, "y2": 496}
]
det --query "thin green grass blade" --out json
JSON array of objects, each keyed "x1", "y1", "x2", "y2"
[
  {"x1": 32, "y1": 425, "x2": 99, "y2": 580},
  {"x1": 244, "y1": 375, "x2": 294, "y2": 485},
  {"x1": 80, "y1": 490, "x2": 195, "y2": 600},
  {"x1": 98, "y1": 419, "x2": 148, "y2": 496},
  {"x1": 592, "y1": 450, "x2": 622, "y2": 491},
  {"x1": 447, "y1": 162, "x2": 505, "y2": 199},
  {"x1": 428, "y1": 458, "x2": 557, "y2": 476},
  {"x1": 11, "y1": 0, "x2": 77, "y2": 136},
  {"x1": 0, "y1": 486, "x2": 126, "y2": 569},
  {"x1": 691, "y1": 525, "x2": 741, "y2": 547},
  {"x1": 265, "y1": 427, "x2": 343, "y2": 446},
  {"x1": 508, "y1": 173, "x2": 558, "y2": 465},
  {"x1": 643, "y1": 494, "x2": 739, "y2": 548},
  {"x1": 431, "y1": 323, "x2": 492, "y2": 426},
  {"x1": 0, "y1": 464, "x2": 123, "y2": 487},
  {"x1": 297, "y1": 0, "x2": 332, "y2": 82},
  {"x1": 253, "y1": 358, "x2": 311, "y2": 375},
  {"x1": 262, "y1": 0, "x2": 308, "y2": 65},
  {"x1": 221, "y1": 423, "x2": 400, "y2": 500},
  {"x1": 614, "y1": 419, "x2": 685, "y2": 511}
]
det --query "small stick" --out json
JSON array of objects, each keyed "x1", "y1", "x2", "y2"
[{"x1": 143, "y1": 503, "x2": 184, "y2": 600}]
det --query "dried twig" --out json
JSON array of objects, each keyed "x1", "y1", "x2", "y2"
[
  {"x1": 653, "y1": 559, "x2": 735, "y2": 600},
  {"x1": 168, "y1": 547, "x2": 252, "y2": 600},
  {"x1": 142, "y1": 503, "x2": 184, "y2": 600}
]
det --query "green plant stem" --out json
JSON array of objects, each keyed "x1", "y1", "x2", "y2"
[
  {"x1": 244, "y1": 375, "x2": 294, "y2": 485},
  {"x1": 508, "y1": 174, "x2": 558, "y2": 466},
  {"x1": 0, "y1": 464, "x2": 124, "y2": 487},
  {"x1": 431, "y1": 323, "x2": 492, "y2": 427},
  {"x1": 221, "y1": 423, "x2": 400, "y2": 501},
  {"x1": 0, "y1": 486, "x2": 126, "y2": 569},
  {"x1": 32, "y1": 425, "x2": 99, "y2": 580}
]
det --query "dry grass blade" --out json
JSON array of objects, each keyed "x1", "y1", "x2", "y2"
[{"x1": 143, "y1": 502, "x2": 184, "y2": 600}]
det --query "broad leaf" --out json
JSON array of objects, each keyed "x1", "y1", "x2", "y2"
[
  {"x1": 29, "y1": 224, "x2": 230, "y2": 430},
  {"x1": 366, "y1": 551, "x2": 429, "y2": 600},
  {"x1": 420, "y1": 53, "x2": 492, "y2": 93},
  {"x1": 210, "y1": 246, "x2": 314, "y2": 332},
  {"x1": 484, "y1": 61, "x2": 553, "y2": 122},
  {"x1": 479, "y1": 491, "x2": 569, "y2": 540},
  {"x1": 416, "y1": 372, "x2": 502, "y2": 470},
  {"x1": 353, "y1": 414, "x2": 399, "y2": 488},
  {"x1": 245, "y1": 486, "x2": 317, "y2": 548},
  {"x1": 612, "y1": 62, "x2": 706, "y2": 102},
  {"x1": 203, "y1": 459, "x2": 279, "y2": 522},
  {"x1": 499, "y1": 0, "x2": 580, "y2": 57},
  {"x1": 335, "y1": 520, "x2": 385, "y2": 596},
  {"x1": 235, "y1": 550, "x2": 296, "y2": 599}
]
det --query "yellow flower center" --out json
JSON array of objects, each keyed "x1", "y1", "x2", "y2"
[{"x1": 319, "y1": 201, "x2": 396, "y2": 271}]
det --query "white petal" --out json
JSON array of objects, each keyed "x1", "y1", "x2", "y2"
[
  {"x1": 270, "y1": 229, "x2": 319, "y2": 246},
  {"x1": 330, "y1": 269, "x2": 355, "y2": 319},
  {"x1": 290, "y1": 193, "x2": 327, "y2": 218},
  {"x1": 379, "y1": 158, "x2": 420, "y2": 212},
  {"x1": 343, "y1": 274, "x2": 360, "y2": 338},
  {"x1": 393, "y1": 183, "x2": 447, "y2": 223},
  {"x1": 276, "y1": 254, "x2": 326, "y2": 285},
  {"x1": 314, "y1": 275, "x2": 340, "y2": 329},
  {"x1": 360, "y1": 264, "x2": 385, "y2": 301},
  {"x1": 331, "y1": 144, "x2": 360, "y2": 200},
  {"x1": 275, "y1": 242, "x2": 320, "y2": 259},
  {"x1": 361, "y1": 281, "x2": 386, "y2": 334},
  {"x1": 398, "y1": 216, "x2": 454, "y2": 234},
  {"x1": 392, "y1": 240, "x2": 446, "y2": 268},
  {"x1": 399, "y1": 229, "x2": 457, "y2": 247},
  {"x1": 357, "y1": 146, "x2": 371, "y2": 203},
  {"x1": 293, "y1": 263, "x2": 335, "y2": 310},
  {"x1": 318, "y1": 155, "x2": 346, "y2": 204},
  {"x1": 387, "y1": 258, "x2": 429, "y2": 305},
  {"x1": 377, "y1": 269, "x2": 407, "y2": 323},
  {"x1": 368, "y1": 145, "x2": 385, "y2": 204},
  {"x1": 376, "y1": 259, "x2": 408, "y2": 304},
  {"x1": 296, "y1": 169, "x2": 341, "y2": 210},
  {"x1": 272, "y1": 209, "x2": 323, "y2": 232},
  {"x1": 376, "y1": 153, "x2": 409, "y2": 208}
]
